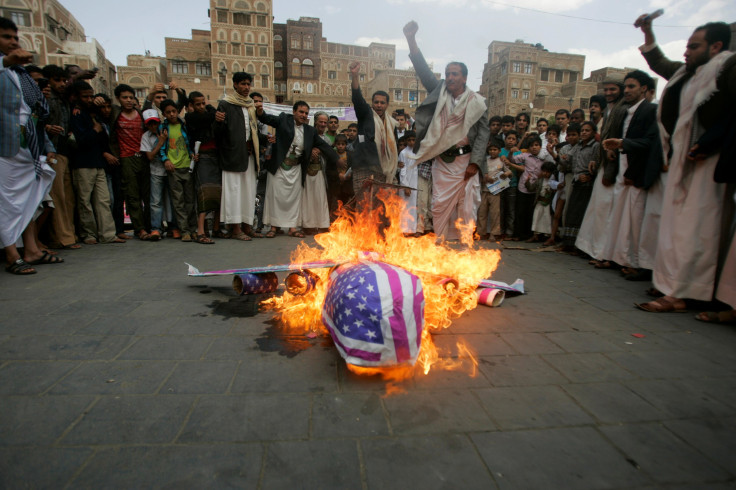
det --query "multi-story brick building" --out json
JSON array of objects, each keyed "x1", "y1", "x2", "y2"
[
  {"x1": 116, "y1": 2, "x2": 432, "y2": 116},
  {"x1": 1, "y1": 0, "x2": 116, "y2": 95}
]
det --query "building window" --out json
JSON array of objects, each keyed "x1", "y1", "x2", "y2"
[
  {"x1": 273, "y1": 34, "x2": 282, "y2": 51},
  {"x1": 291, "y1": 36, "x2": 300, "y2": 49},
  {"x1": 232, "y1": 43, "x2": 240, "y2": 56},
  {"x1": 512, "y1": 62, "x2": 521, "y2": 73},
  {"x1": 360, "y1": 74, "x2": 365, "y2": 82},
  {"x1": 394, "y1": 89, "x2": 402, "y2": 101},
  {"x1": 257, "y1": 15, "x2": 267, "y2": 27},
  {"x1": 524, "y1": 63, "x2": 532, "y2": 74},
  {"x1": 196, "y1": 62, "x2": 211, "y2": 76},
  {"x1": 172, "y1": 60, "x2": 188, "y2": 74},
  {"x1": 341, "y1": 45, "x2": 350, "y2": 55},
  {"x1": 570, "y1": 72, "x2": 578, "y2": 82},
  {"x1": 302, "y1": 59, "x2": 314, "y2": 77},
  {"x1": 540, "y1": 69, "x2": 549, "y2": 81},
  {"x1": 261, "y1": 75, "x2": 269, "y2": 88},
  {"x1": 328, "y1": 70, "x2": 336, "y2": 79},
  {"x1": 409, "y1": 90, "x2": 418, "y2": 101},
  {"x1": 555, "y1": 70, "x2": 563, "y2": 83},
  {"x1": 6, "y1": 9, "x2": 31, "y2": 26},
  {"x1": 511, "y1": 89, "x2": 519, "y2": 99},
  {"x1": 216, "y1": 9, "x2": 228, "y2": 23},
  {"x1": 233, "y1": 12, "x2": 250, "y2": 25},
  {"x1": 246, "y1": 45, "x2": 254, "y2": 57},
  {"x1": 259, "y1": 46, "x2": 268, "y2": 57},
  {"x1": 304, "y1": 36, "x2": 313, "y2": 50},
  {"x1": 307, "y1": 83, "x2": 313, "y2": 94},
  {"x1": 135, "y1": 88, "x2": 147, "y2": 100},
  {"x1": 292, "y1": 58, "x2": 300, "y2": 77},
  {"x1": 522, "y1": 90, "x2": 529, "y2": 100}
]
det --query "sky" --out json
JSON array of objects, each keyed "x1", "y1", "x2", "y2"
[{"x1": 61, "y1": 0, "x2": 734, "y2": 96}]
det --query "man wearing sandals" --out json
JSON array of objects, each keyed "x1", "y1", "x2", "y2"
[
  {"x1": 634, "y1": 18, "x2": 736, "y2": 314},
  {"x1": 1, "y1": 17, "x2": 61, "y2": 274}
]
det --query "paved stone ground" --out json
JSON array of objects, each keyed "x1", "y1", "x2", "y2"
[{"x1": 1, "y1": 235, "x2": 735, "y2": 489}]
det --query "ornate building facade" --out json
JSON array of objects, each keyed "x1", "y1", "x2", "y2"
[{"x1": 1, "y1": 0, "x2": 116, "y2": 94}]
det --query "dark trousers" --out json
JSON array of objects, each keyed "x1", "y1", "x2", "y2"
[
  {"x1": 168, "y1": 169, "x2": 197, "y2": 234},
  {"x1": 121, "y1": 155, "x2": 150, "y2": 234},
  {"x1": 514, "y1": 191, "x2": 536, "y2": 239},
  {"x1": 107, "y1": 164, "x2": 125, "y2": 234}
]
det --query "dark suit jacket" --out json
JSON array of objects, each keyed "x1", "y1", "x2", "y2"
[
  {"x1": 257, "y1": 111, "x2": 338, "y2": 184},
  {"x1": 350, "y1": 87, "x2": 385, "y2": 179},
  {"x1": 620, "y1": 100, "x2": 662, "y2": 189},
  {"x1": 213, "y1": 100, "x2": 265, "y2": 172}
]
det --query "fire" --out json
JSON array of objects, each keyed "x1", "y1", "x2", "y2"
[{"x1": 262, "y1": 188, "x2": 501, "y2": 384}]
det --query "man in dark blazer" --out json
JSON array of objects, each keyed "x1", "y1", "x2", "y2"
[
  {"x1": 601, "y1": 70, "x2": 661, "y2": 279},
  {"x1": 256, "y1": 100, "x2": 338, "y2": 238}
]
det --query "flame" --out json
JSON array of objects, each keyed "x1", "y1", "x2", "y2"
[{"x1": 262, "y1": 188, "x2": 501, "y2": 384}]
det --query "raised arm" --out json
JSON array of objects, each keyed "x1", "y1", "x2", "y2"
[
  {"x1": 403, "y1": 21, "x2": 440, "y2": 93},
  {"x1": 349, "y1": 61, "x2": 372, "y2": 122},
  {"x1": 635, "y1": 14, "x2": 682, "y2": 80}
]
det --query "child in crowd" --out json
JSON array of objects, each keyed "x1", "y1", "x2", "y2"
[
  {"x1": 505, "y1": 136, "x2": 547, "y2": 241},
  {"x1": 489, "y1": 115, "x2": 502, "y2": 140},
  {"x1": 570, "y1": 108, "x2": 585, "y2": 124},
  {"x1": 546, "y1": 123, "x2": 580, "y2": 245},
  {"x1": 398, "y1": 131, "x2": 418, "y2": 235},
  {"x1": 560, "y1": 121, "x2": 600, "y2": 252},
  {"x1": 140, "y1": 109, "x2": 167, "y2": 241},
  {"x1": 528, "y1": 161, "x2": 559, "y2": 242},
  {"x1": 499, "y1": 130, "x2": 521, "y2": 239},
  {"x1": 500, "y1": 115, "x2": 515, "y2": 141},
  {"x1": 334, "y1": 134, "x2": 354, "y2": 208},
  {"x1": 477, "y1": 138, "x2": 510, "y2": 240},
  {"x1": 159, "y1": 99, "x2": 198, "y2": 242}
]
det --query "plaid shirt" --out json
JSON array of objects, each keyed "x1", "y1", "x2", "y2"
[{"x1": 417, "y1": 161, "x2": 432, "y2": 180}]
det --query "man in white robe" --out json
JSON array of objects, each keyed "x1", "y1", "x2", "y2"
[
  {"x1": 403, "y1": 21, "x2": 490, "y2": 241},
  {"x1": 635, "y1": 18, "x2": 736, "y2": 312},
  {"x1": 301, "y1": 112, "x2": 331, "y2": 233}
]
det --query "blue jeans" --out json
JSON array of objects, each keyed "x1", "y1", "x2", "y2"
[{"x1": 150, "y1": 173, "x2": 167, "y2": 232}]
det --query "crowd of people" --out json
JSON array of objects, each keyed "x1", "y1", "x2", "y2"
[{"x1": 1, "y1": 16, "x2": 734, "y2": 323}]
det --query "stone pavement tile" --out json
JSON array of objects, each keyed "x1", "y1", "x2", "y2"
[
  {"x1": 471, "y1": 427, "x2": 650, "y2": 489},
  {"x1": 311, "y1": 393, "x2": 390, "y2": 438},
  {"x1": 0, "y1": 395, "x2": 95, "y2": 445},
  {"x1": 0, "y1": 361, "x2": 78, "y2": 395},
  {"x1": 178, "y1": 394, "x2": 310, "y2": 443},
  {"x1": 50, "y1": 299, "x2": 143, "y2": 316},
  {"x1": 546, "y1": 331, "x2": 625, "y2": 353},
  {"x1": 0, "y1": 447, "x2": 93, "y2": 489},
  {"x1": 126, "y1": 300, "x2": 181, "y2": 318},
  {"x1": 433, "y1": 333, "x2": 515, "y2": 357},
  {"x1": 49, "y1": 361, "x2": 176, "y2": 395},
  {"x1": 362, "y1": 434, "x2": 497, "y2": 490},
  {"x1": 117, "y1": 336, "x2": 214, "y2": 360},
  {"x1": 0, "y1": 297, "x2": 74, "y2": 318},
  {"x1": 610, "y1": 309, "x2": 691, "y2": 332},
  {"x1": 542, "y1": 353, "x2": 636, "y2": 383},
  {"x1": 623, "y1": 379, "x2": 735, "y2": 419},
  {"x1": 261, "y1": 439, "x2": 361, "y2": 489},
  {"x1": 600, "y1": 423, "x2": 732, "y2": 484},
  {"x1": 228, "y1": 316, "x2": 282, "y2": 337},
  {"x1": 596, "y1": 329, "x2": 679, "y2": 352},
  {"x1": 663, "y1": 417, "x2": 736, "y2": 476},
  {"x1": 204, "y1": 337, "x2": 262, "y2": 360},
  {"x1": 479, "y1": 309, "x2": 575, "y2": 333},
  {"x1": 478, "y1": 355, "x2": 568, "y2": 387},
  {"x1": 74, "y1": 315, "x2": 176, "y2": 336},
  {"x1": 382, "y1": 390, "x2": 496, "y2": 435},
  {"x1": 167, "y1": 315, "x2": 244, "y2": 336},
  {"x1": 61, "y1": 395, "x2": 195, "y2": 444},
  {"x1": 549, "y1": 310, "x2": 633, "y2": 332},
  {"x1": 161, "y1": 360, "x2": 238, "y2": 394},
  {"x1": 229, "y1": 349, "x2": 338, "y2": 393},
  {"x1": 499, "y1": 333, "x2": 565, "y2": 354},
  {"x1": 0, "y1": 313, "x2": 98, "y2": 335},
  {"x1": 70, "y1": 444, "x2": 263, "y2": 489},
  {"x1": 700, "y1": 377, "x2": 736, "y2": 409},
  {"x1": 336, "y1": 362, "x2": 406, "y2": 393},
  {"x1": 561, "y1": 383, "x2": 664, "y2": 423},
  {"x1": 0, "y1": 335, "x2": 133, "y2": 361},
  {"x1": 605, "y1": 350, "x2": 735, "y2": 379},
  {"x1": 651, "y1": 331, "x2": 736, "y2": 362},
  {"x1": 473, "y1": 386, "x2": 594, "y2": 430},
  {"x1": 412, "y1": 365, "x2": 493, "y2": 390}
]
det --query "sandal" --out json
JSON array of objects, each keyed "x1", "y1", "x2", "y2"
[
  {"x1": 635, "y1": 297, "x2": 687, "y2": 313},
  {"x1": 137, "y1": 230, "x2": 151, "y2": 241},
  {"x1": 288, "y1": 230, "x2": 305, "y2": 238},
  {"x1": 83, "y1": 238, "x2": 98, "y2": 245},
  {"x1": 213, "y1": 229, "x2": 231, "y2": 239},
  {"x1": 694, "y1": 311, "x2": 736, "y2": 325},
  {"x1": 265, "y1": 229, "x2": 276, "y2": 238},
  {"x1": 233, "y1": 232, "x2": 252, "y2": 241},
  {"x1": 5, "y1": 259, "x2": 36, "y2": 275},
  {"x1": 196, "y1": 234, "x2": 215, "y2": 244},
  {"x1": 645, "y1": 287, "x2": 664, "y2": 298},
  {"x1": 181, "y1": 232, "x2": 193, "y2": 242},
  {"x1": 27, "y1": 251, "x2": 64, "y2": 265},
  {"x1": 246, "y1": 229, "x2": 263, "y2": 238},
  {"x1": 116, "y1": 233, "x2": 132, "y2": 240},
  {"x1": 149, "y1": 230, "x2": 162, "y2": 241},
  {"x1": 594, "y1": 260, "x2": 614, "y2": 269}
]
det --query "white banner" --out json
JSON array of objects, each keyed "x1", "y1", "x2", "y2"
[{"x1": 262, "y1": 102, "x2": 357, "y2": 121}]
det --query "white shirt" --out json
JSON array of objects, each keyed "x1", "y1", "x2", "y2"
[{"x1": 241, "y1": 107, "x2": 251, "y2": 141}]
